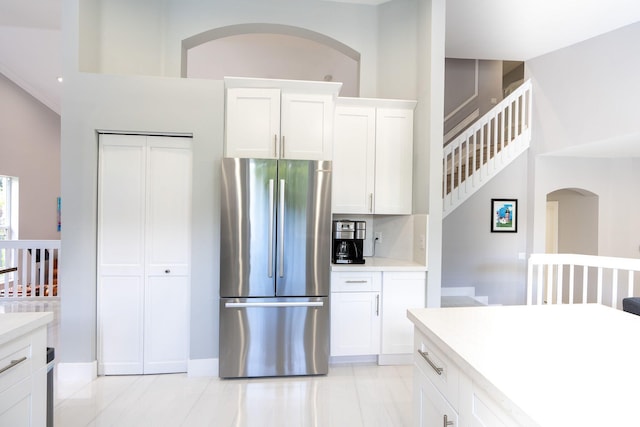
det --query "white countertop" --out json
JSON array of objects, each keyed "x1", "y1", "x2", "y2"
[
  {"x1": 0, "y1": 312, "x2": 54, "y2": 347},
  {"x1": 408, "y1": 304, "x2": 640, "y2": 426},
  {"x1": 331, "y1": 257, "x2": 427, "y2": 272}
]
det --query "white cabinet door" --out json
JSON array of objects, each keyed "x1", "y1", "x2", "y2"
[
  {"x1": 374, "y1": 107, "x2": 414, "y2": 214},
  {"x1": 332, "y1": 105, "x2": 376, "y2": 213},
  {"x1": 381, "y1": 272, "x2": 426, "y2": 355},
  {"x1": 280, "y1": 92, "x2": 333, "y2": 160},
  {"x1": 225, "y1": 88, "x2": 281, "y2": 158},
  {"x1": 98, "y1": 134, "x2": 191, "y2": 375},
  {"x1": 225, "y1": 88, "x2": 333, "y2": 160},
  {"x1": 414, "y1": 367, "x2": 458, "y2": 427},
  {"x1": 330, "y1": 291, "x2": 381, "y2": 356}
]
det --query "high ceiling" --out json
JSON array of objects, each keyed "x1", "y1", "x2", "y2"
[{"x1": 1, "y1": 0, "x2": 639, "y2": 115}]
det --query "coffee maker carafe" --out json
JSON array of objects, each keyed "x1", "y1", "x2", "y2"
[{"x1": 332, "y1": 220, "x2": 366, "y2": 264}]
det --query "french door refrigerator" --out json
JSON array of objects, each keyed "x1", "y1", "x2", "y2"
[{"x1": 219, "y1": 158, "x2": 332, "y2": 378}]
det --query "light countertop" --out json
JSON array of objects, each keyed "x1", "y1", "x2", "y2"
[
  {"x1": 0, "y1": 312, "x2": 54, "y2": 347},
  {"x1": 408, "y1": 304, "x2": 640, "y2": 426},
  {"x1": 331, "y1": 257, "x2": 427, "y2": 272}
]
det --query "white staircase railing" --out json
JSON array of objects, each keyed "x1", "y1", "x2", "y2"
[
  {"x1": 0, "y1": 240, "x2": 60, "y2": 299},
  {"x1": 527, "y1": 253, "x2": 640, "y2": 309},
  {"x1": 443, "y1": 79, "x2": 532, "y2": 217}
]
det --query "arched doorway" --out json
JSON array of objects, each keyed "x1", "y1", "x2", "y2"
[
  {"x1": 546, "y1": 188, "x2": 598, "y2": 255},
  {"x1": 181, "y1": 23, "x2": 361, "y2": 96}
]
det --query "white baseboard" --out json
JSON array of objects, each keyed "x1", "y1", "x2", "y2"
[
  {"x1": 188, "y1": 358, "x2": 218, "y2": 377},
  {"x1": 56, "y1": 361, "x2": 98, "y2": 383},
  {"x1": 377, "y1": 354, "x2": 413, "y2": 366}
]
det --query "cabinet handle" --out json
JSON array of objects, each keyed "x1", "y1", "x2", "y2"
[
  {"x1": 443, "y1": 414, "x2": 454, "y2": 426},
  {"x1": 164, "y1": 269, "x2": 171, "y2": 274},
  {"x1": 376, "y1": 294, "x2": 380, "y2": 316},
  {"x1": 0, "y1": 356, "x2": 27, "y2": 375},
  {"x1": 281, "y1": 135, "x2": 285, "y2": 158},
  {"x1": 274, "y1": 134, "x2": 278, "y2": 157},
  {"x1": 345, "y1": 280, "x2": 367, "y2": 284},
  {"x1": 418, "y1": 349, "x2": 444, "y2": 375},
  {"x1": 369, "y1": 193, "x2": 373, "y2": 213}
]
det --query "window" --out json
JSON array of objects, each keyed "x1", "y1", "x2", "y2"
[{"x1": 0, "y1": 175, "x2": 18, "y2": 240}]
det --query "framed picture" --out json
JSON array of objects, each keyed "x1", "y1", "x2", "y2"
[{"x1": 491, "y1": 198, "x2": 517, "y2": 232}]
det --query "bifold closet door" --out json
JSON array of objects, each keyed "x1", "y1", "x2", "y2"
[{"x1": 98, "y1": 134, "x2": 191, "y2": 375}]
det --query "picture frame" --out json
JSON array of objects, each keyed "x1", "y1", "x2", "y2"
[{"x1": 491, "y1": 198, "x2": 517, "y2": 232}]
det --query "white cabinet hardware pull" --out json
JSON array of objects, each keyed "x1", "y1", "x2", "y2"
[
  {"x1": 164, "y1": 269, "x2": 171, "y2": 274},
  {"x1": 345, "y1": 280, "x2": 367, "y2": 284},
  {"x1": 369, "y1": 193, "x2": 373, "y2": 213},
  {"x1": 0, "y1": 356, "x2": 27, "y2": 375},
  {"x1": 418, "y1": 349, "x2": 443, "y2": 375},
  {"x1": 444, "y1": 414, "x2": 454, "y2": 426},
  {"x1": 274, "y1": 134, "x2": 278, "y2": 157}
]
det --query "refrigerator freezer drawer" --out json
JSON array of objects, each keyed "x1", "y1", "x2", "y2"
[{"x1": 219, "y1": 297, "x2": 329, "y2": 378}]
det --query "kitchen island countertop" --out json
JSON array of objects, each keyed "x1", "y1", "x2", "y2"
[
  {"x1": 331, "y1": 256, "x2": 426, "y2": 272},
  {"x1": 0, "y1": 312, "x2": 53, "y2": 347},
  {"x1": 408, "y1": 303, "x2": 640, "y2": 426}
]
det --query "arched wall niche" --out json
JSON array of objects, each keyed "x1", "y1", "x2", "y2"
[
  {"x1": 181, "y1": 23, "x2": 361, "y2": 96},
  {"x1": 546, "y1": 187, "x2": 599, "y2": 255}
]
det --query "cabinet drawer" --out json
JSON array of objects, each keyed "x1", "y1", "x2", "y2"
[
  {"x1": 331, "y1": 271, "x2": 381, "y2": 292},
  {"x1": 414, "y1": 329, "x2": 460, "y2": 410},
  {"x1": 0, "y1": 336, "x2": 33, "y2": 395}
]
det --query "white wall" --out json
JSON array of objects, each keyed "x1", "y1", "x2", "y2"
[
  {"x1": 526, "y1": 21, "x2": 640, "y2": 156},
  {"x1": 81, "y1": 0, "x2": 382, "y2": 97},
  {"x1": 442, "y1": 154, "x2": 529, "y2": 305},
  {"x1": 62, "y1": 0, "x2": 443, "y2": 365},
  {"x1": 527, "y1": 22, "x2": 640, "y2": 256},
  {"x1": 0, "y1": 73, "x2": 60, "y2": 239}
]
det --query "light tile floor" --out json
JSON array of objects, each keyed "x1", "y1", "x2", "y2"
[
  {"x1": 0, "y1": 300, "x2": 413, "y2": 427},
  {"x1": 54, "y1": 363, "x2": 413, "y2": 427}
]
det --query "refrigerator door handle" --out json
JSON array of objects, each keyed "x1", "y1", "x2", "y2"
[
  {"x1": 278, "y1": 178, "x2": 285, "y2": 277},
  {"x1": 268, "y1": 179, "x2": 275, "y2": 278},
  {"x1": 225, "y1": 301, "x2": 325, "y2": 308}
]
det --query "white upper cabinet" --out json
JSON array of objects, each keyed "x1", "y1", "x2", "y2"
[
  {"x1": 332, "y1": 105, "x2": 376, "y2": 213},
  {"x1": 225, "y1": 88, "x2": 281, "y2": 159},
  {"x1": 332, "y1": 98, "x2": 416, "y2": 215},
  {"x1": 374, "y1": 107, "x2": 415, "y2": 214},
  {"x1": 224, "y1": 77, "x2": 342, "y2": 160}
]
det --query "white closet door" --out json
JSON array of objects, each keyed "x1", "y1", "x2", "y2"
[
  {"x1": 98, "y1": 135, "x2": 146, "y2": 375},
  {"x1": 143, "y1": 137, "x2": 191, "y2": 374},
  {"x1": 98, "y1": 134, "x2": 191, "y2": 375}
]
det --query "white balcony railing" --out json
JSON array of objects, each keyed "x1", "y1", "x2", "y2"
[
  {"x1": 527, "y1": 253, "x2": 640, "y2": 309},
  {"x1": 443, "y1": 80, "x2": 532, "y2": 217},
  {"x1": 0, "y1": 240, "x2": 60, "y2": 298}
]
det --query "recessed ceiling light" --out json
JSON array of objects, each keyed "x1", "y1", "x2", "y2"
[{"x1": 57, "y1": 77, "x2": 63, "y2": 83}]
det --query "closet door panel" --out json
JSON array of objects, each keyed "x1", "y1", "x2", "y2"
[
  {"x1": 144, "y1": 275, "x2": 189, "y2": 374},
  {"x1": 98, "y1": 135, "x2": 146, "y2": 374},
  {"x1": 98, "y1": 276, "x2": 144, "y2": 375},
  {"x1": 144, "y1": 137, "x2": 191, "y2": 373}
]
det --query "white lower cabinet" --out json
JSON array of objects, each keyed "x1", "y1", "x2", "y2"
[
  {"x1": 380, "y1": 272, "x2": 426, "y2": 360},
  {"x1": 0, "y1": 322, "x2": 47, "y2": 427},
  {"x1": 330, "y1": 270, "x2": 425, "y2": 361},
  {"x1": 330, "y1": 272, "x2": 381, "y2": 357},
  {"x1": 413, "y1": 328, "x2": 517, "y2": 427},
  {"x1": 414, "y1": 368, "x2": 458, "y2": 427}
]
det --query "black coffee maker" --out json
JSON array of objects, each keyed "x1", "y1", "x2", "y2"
[{"x1": 332, "y1": 220, "x2": 366, "y2": 264}]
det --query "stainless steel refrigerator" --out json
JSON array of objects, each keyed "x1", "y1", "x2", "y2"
[{"x1": 219, "y1": 158, "x2": 332, "y2": 378}]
